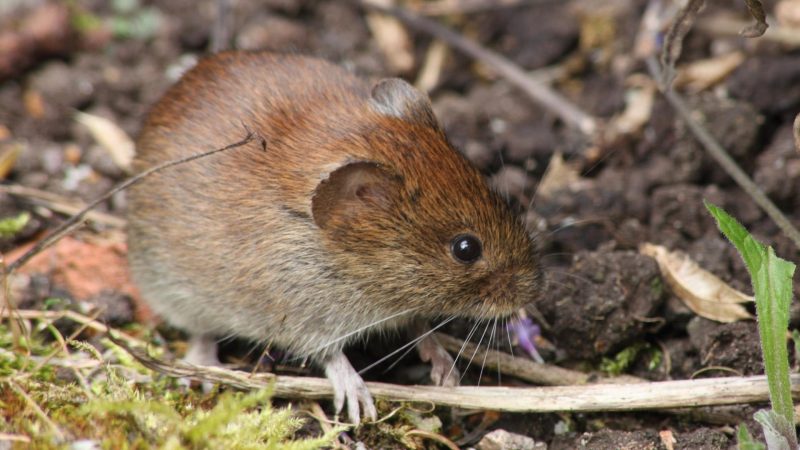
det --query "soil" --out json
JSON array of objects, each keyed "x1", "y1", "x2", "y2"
[{"x1": 2, "y1": 0, "x2": 799, "y2": 448}]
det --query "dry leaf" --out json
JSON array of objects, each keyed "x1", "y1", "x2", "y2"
[
  {"x1": 0, "y1": 142, "x2": 21, "y2": 179},
  {"x1": 415, "y1": 40, "x2": 448, "y2": 93},
  {"x1": 537, "y1": 152, "x2": 587, "y2": 199},
  {"x1": 673, "y1": 51, "x2": 745, "y2": 92},
  {"x1": 609, "y1": 74, "x2": 656, "y2": 136},
  {"x1": 366, "y1": 0, "x2": 414, "y2": 73},
  {"x1": 640, "y1": 243, "x2": 753, "y2": 323},
  {"x1": 75, "y1": 111, "x2": 134, "y2": 173}
]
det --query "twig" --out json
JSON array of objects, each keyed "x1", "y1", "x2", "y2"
[
  {"x1": 111, "y1": 334, "x2": 800, "y2": 413},
  {"x1": 355, "y1": 0, "x2": 598, "y2": 136},
  {"x1": 434, "y1": 332, "x2": 597, "y2": 386},
  {"x1": 5, "y1": 131, "x2": 258, "y2": 274},
  {"x1": 410, "y1": 0, "x2": 554, "y2": 16},
  {"x1": 645, "y1": 57, "x2": 800, "y2": 250},
  {"x1": 793, "y1": 113, "x2": 800, "y2": 153},
  {"x1": 0, "y1": 184, "x2": 125, "y2": 228},
  {"x1": 696, "y1": 16, "x2": 800, "y2": 46},
  {"x1": 0, "y1": 309, "x2": 146, "y2": 348},
  {"x1": 7, "y1": 381, "x2": 65, "y2": 441},
  {"x1": 660, "y1": 0, "x2": 705, "y2": 89}
]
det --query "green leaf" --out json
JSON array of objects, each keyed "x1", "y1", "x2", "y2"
[
  {"x1": 754, "y1": 409, "x2": 795, "y2": 450},
  {"x1": 737, "y1": 423, "x2": 766, "y2": 450},
  {"x1": 0, "y1": 212, "x2": 29, "y2": 238},
  {"x1": 705, "y1": 201, "x2": 797, "y2": 447}
]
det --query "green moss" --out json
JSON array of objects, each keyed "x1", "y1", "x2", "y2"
[{"x1": 0, "y1": 322, "x2": 340, "y2": 449}]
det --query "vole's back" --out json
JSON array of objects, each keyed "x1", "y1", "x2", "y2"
[{"x1": 127, "y1": 52, "x2": 389, "y2": 358}]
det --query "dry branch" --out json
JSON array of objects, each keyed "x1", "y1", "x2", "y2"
[
  {"x1": 434, "y1": 332, "x2": 595, "y2": 386},
  {"x1": 356, "y1": 0, "x2": 598, "y2": 136},
  {"x1": 0, "y1": 184, "x2": 125, "y2": 228},
  {"x1": 645, "y1": 57, "x2": 800, "y2": 250},
  {"x1": 4, "y1": 131, "x2": 259, "y2": 274},
  {"x1": 112, "y1": 333, "x2": 798, "y2": 413}
]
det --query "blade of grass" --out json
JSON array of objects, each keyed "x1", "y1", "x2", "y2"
[{"x1": 705, "y1": 201, "x2": 797, "y2": 448}]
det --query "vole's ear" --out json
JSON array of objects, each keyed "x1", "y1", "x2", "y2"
[
  {"x1": 312, "y1": 161, "x2": 402, "y2": 230},
  {"x1": 369, "y1": 78, "x2": 440, "y2": 129}
]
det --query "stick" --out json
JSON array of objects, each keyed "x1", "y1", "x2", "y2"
[
  {"x1": 112, "y1": 334, "x2": 798, "y2": 413},
  {"x1": 0, "y1": 184, "x2": 125, "y2": 228},
  {"x1": 5, "y1": 132, "x2": 259, "y2": 274},
  {"x1": 645, "y1": 57, "x2": 800, "y2": 250},
  {"x1": 434, "y1": 332, "x2": 595, "y2": 386},
  {"x1": 356, "y1": 0, "x2": 598, "y2": 136}
]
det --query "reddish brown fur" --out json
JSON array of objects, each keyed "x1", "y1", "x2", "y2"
[{"x1": 127, "y1": 51, "x2": 542, "y2": 366}]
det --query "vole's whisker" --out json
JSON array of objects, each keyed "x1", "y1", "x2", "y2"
[
  {"x1": 496, "y1": 318, "x2": 503, "y2": 385},
  {"x1": 549, "y1": 269, "x2": 592, "y2": 285},
  {"x1": 358, "y1": 316, "x2": 456, "y2": 376},
  {"x1": 382, "y1": 316, "x2": 452, "y2": 374},
  {"x1": 505, "y1": 316, "x2": 515, "y2": 357},
  {"x1": 302, "y1": 307, "x2": 419, "y2": 360},
  {"x1": 460, "y1": 318, "x2": 492, "y2": 384},
  {"x1": 545, "y1": 218, "x2": 601, "y2": 238},
  {"x1": 478, "y1": 317, "x2": 498, "y2": 387},
  {"x1": 446, "y1": 318, "x2": 476, "y2": 383}
]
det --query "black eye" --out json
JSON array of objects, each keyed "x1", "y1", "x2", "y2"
[{"x1": 451, "y1": 234, "x2": 482, "y2": 264}]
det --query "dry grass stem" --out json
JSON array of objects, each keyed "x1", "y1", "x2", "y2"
[
  {"x1": 112, "y1": 334, "x2": 799, "y2": 413},
  {"x1": 0, "y1": 184, "x2": 126, "y2": 228},
  {"x1": 357, "y1": 0, "x2": 598, "y2": 136}
]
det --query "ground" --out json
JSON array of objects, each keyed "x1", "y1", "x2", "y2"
[{"x1": 1, "y1": 0, "x2": 800, "y2": 448}]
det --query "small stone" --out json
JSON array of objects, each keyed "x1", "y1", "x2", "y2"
[{"x1": 477, "y1": 429, "x2": 543, "y2": 450}]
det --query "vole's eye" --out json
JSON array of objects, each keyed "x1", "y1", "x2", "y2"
[{"x1": 451, "y1": 234, "x2": 482, "y2": 264}]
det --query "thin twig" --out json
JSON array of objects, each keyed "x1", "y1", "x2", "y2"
[
  {"x1": 111, "y1": 333, "x2": 800, "y2": 413},
  {"x1": 5, "y1": 131, "x2": 258, "y2": 273},
  {"x1": 1, "y1": 309, "x2": 146, "y2": 348},
  {"x1": 356, "y1": 0, "x2": 598, "y2": 136},
  {"x1": 646, "y1": 57, "x2": 800, "y2": 250},
  {"x1": 410, "y1": 0, "x2": 555, "y2": 16},
  {"x1": 7, "y1": 381, "x2": 65, "y2": 441},
  {"x1": 434, "y1": 332, "x2": 601, "y2": 386},
  {"x1": 0, "y1": 184, "x2": 125, "y2": 228}
]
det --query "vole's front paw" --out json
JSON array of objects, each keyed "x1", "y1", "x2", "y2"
[
  {"x1": 179, "y1": 333, "x2": 221, "y2": 393},
  {"x1": 417, "y1": 333, "x2": 459, "y2": 387},
  {"x1": 324, "y1": 351, "x2": 377, "y2": 425}
]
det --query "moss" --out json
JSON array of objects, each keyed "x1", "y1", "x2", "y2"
[{"x1": 0, "y1": 321, "x2": 340, "y2": 449}]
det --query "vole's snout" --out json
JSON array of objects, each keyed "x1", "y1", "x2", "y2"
[{"x1": 478, "y1": 266, "x2": 542, "y2": 318}]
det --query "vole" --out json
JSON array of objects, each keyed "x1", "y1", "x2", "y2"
[{"x1": 127, "y1": 51, "x2": 542, "y2": 423}]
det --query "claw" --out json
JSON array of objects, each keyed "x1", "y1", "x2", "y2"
[
  {"x1": 324, "y1": 351, "x2": 376, "y2": 424},
  {"x1": 181, "y1": 334, "x2": 220, "y2": 393},
  {"x1": 417, "y1": 332, "x2": 459, "y2": 387}
]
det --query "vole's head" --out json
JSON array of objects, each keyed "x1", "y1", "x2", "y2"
[{"x1": 312, "y1": 79, "x2": 542, "y2": 320}]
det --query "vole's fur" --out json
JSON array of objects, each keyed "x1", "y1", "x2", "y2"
[{"x1": 127, "y1": 51, "x2": 542, "y2": 423}]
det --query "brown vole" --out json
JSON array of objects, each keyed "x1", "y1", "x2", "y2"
[{"x1": 127, "y1": 51, "x2": 542, "y2": 423}]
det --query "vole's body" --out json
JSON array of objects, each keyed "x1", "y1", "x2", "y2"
[{"x1": 127, "y1": 51, "x2": 542, "y2": 422}]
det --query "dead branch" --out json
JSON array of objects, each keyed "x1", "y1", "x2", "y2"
[
  {"x1": 434, "y1": 332, "x2": 596, "y2": 386},
  {"x1": 356, "y1": 0, "x2": 598, "y2": 136},
  {"x1": 645, "y1": 57, "x2": 800, "y2": 251},
  {"x1": 0, "y1": 184, "x2": 125, "y2": 228},
  {"x1": 111, "y1": 333, "x2": 798, "y2": 413},
  {"x1": 4, "y1": 131, "x2": 259, "y2": 274}
]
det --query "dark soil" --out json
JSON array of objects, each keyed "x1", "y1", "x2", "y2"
[{"x1": 3, "y1": 0, "x2": 799, "y2": 448}]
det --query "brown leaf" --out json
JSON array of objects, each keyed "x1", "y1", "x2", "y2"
[
  {"x1": 75, "y1": 111, "x2": 135, "y2": 173},
  {"x1": 537, "y1": 152, "x2": 588, "y2": 199},
  {"x1": 741, "y1": 0, "x2": 768, "y2": 37},
  {"x1": 640, "y1": 243, "x2": 753, "y2": 323}
]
